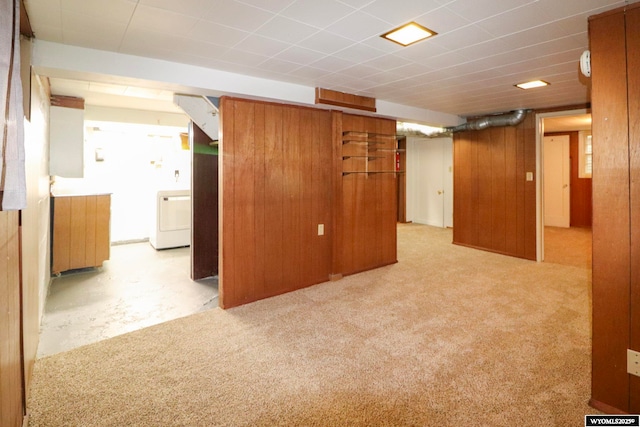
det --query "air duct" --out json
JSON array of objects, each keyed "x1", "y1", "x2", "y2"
[
  {"x1": 444, "y1": 109, "x2": 530, "y2": 133},
  {"x1": 397, "y1": 109, "x2": 531, "y2": 138}
]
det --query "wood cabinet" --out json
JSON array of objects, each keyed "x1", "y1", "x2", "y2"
[
  {"x1": 51, "y1": 194, "x2": 111, "y2": 274},
  {"x1": 589, "y1": 3, "x2": 640, "y2": 414}
]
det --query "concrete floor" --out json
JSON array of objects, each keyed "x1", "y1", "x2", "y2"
[{"x1": 38, "y1": 242, "x2": 218, "y2": 358}]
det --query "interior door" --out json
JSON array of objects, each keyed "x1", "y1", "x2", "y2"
[
  {"x1": 407, "y1": 137, "x2": 451, "y2": 227},
  {"x1": 543, "y1": 135, "x2": 570, "y2": 227}
]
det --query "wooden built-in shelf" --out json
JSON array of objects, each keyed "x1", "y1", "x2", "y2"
[{"x1": 342, "y1": 131, "x2": 401, "y2": 176}]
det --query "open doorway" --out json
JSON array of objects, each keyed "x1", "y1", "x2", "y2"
[
  {"x1": 537, "y1": 110, "x2": 592, "y2": 268},
  {"x1": 40, "y1": 80, "x2": 219, "y2": 357}
]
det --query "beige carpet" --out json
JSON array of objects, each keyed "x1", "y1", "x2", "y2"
[{"x1": 28, "y1": 224, "x2": 597, "y2": 426}]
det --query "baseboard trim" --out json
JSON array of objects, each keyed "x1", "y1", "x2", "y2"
[{"x1": 588, "y1": 398, "x2": 628, "y2": 414}]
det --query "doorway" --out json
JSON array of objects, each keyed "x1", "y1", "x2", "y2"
[
  {"x1": 537, "y1": 110, "x2": 592, "y2": 263},
  {"x1": 406, "y1": 136, "x2": 454, "y2": 228}
]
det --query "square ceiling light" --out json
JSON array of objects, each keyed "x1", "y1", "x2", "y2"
[
  {"x1": 381, "y1": 22, "x2": 437, "y2": 46},
  {"x1": 515, "y1": 80, "x2": 550, "y2": 90}
]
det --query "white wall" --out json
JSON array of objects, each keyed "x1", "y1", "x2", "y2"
[
  {"x1": 406, "y1": 136, "x2": 453, "y2": 228},
  {"x1": 23, "y1": 71, "x2": 51, "y2": 320}
]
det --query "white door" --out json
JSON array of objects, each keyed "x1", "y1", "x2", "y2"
[
  {"x1": 406, "y1": 137, "x2": 452, "y2": 227},
  {"x1": 543, "y1": 135, "x2": 570, "y2": 227}
]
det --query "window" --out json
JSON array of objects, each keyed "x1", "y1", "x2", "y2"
[{"x1": 579, "y1": 131, "x2": 592, "y2": 178}]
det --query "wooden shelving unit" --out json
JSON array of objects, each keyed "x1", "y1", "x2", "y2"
[{"x1": 341, "y1": 131, "x2": 404, "y2": 176}]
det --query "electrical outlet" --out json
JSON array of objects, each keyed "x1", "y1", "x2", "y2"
[
  {"x1": 628, "y1": 349, "x2": 640, "y2": 377},
  {"x1": 318, "y1": 224, "x2": 324, "y2": 236}
]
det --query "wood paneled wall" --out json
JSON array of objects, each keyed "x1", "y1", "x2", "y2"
[
  {"x1": 453, "y1": 113, "x2": 537, "y2": 260},
  {"x1": 0, "y1": 210, "x2": 24, "y2": 427},
  {"x1": 545, "y1": 131, "x2": 592, "y2": 227},
  {"x1": 219, "y1": 97, "x2": 334, "y2": 308},
  {"x1": 340, "y1": 114, "x2": 397, "y2": 275},
  {"x1": 218, "y1": 97, "x2": 397, "y2": 308},
  {"x1": 589, "y1": 3, "x2": 640, "y2": 414}
]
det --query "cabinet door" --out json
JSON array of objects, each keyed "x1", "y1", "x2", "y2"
[
  {"x1": 52, "y1": 197, "x2": 71, "y2": 273},
  {"x1": 628, "y1": 5, "x2": 640, "y2": 413}
]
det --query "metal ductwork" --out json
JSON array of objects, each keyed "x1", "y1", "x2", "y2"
[
  {"x1": 397, "y1": 109, "x2": 531, "y2": 138},
  {"x1": 444, "y1": 109, "x2": 530, "y2": 133}
]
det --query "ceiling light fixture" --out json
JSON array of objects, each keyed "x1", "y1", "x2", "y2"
[
  {"x1": 515, "y1": 80, "x2": 550, "y2": 90},
  {"x1": 381, "y1": 22, "x2": 437, "y2": 46}
]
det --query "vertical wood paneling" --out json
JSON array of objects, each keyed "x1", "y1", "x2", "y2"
[
  {"x1": 331, "y1": 111, "x2": 344, "y2": 278},
  {"x1": 253, "y1": 104, "x2": 266, "y2": 293},
  {"x1": 515, "y1": 118, "x2": 527, "y2": 258},
  {"x1": 263, "y1": 104, "x2": 285, "y2": 291},
  {"x1": 94, "y1": 195, "x2": 110, "y2": 267},
  {"x1": 339, "y1": 113, "x2": 397, "y2": 276},
  {"x1": 491, "y1": 128, "x2": 507, "y2": 253},
  {"x1": 234, "y1": 101, "x2": 257, "y2": 303},
  {"x1": 300, "y1": 109, "x2": 315, "y2": 285},
  {"x1": 523, "y1": 114, "x2": 537, "y2": 261},
  {"x1": 311, "y1": 110, "x2": 333, "y2": 283},
  {"x1": 589, "y1": 9, "x2": 630, "y2": 412},
  {"x1": 220, "y1": 99, "x2": 236, "y2": 307},
  {"x1": 84, "y1": 196, "x2": 97, "y2": 267},
  {"x1": 0, "y1": 210, "x2": 24, "y2": 427},
  {"x1": 477, "y1": 129, "x2": 493, "y2": 249},
  {"x1": 283, "y1": 106, "x2": 302, "y2": 290},
  {"x1": 453, "y1": 112, "x2": 536, "y2": 260},
  {"x1": 627, "y1": 4, "x2": 640, "y2": 413},
  {"x1": 219, "y1": 97, "x2": 334, "y2": 308},
  {"x1": 52, "y1": 196, "x2": 70, "y2": 272},
  {"x1": 69, "y1": 196, "x2": 86, "y2": 269},
  {"x1": 505, "y1": 127, "x2": 518, "y2": 255},
  {"x1": 378, "y1": 118, "x2": 398, "y2": 265}
]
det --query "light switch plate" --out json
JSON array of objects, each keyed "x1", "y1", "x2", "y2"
[
  {"x1": 318, "y1": 224, "x2": 324, "y2": 236},
  {"x1": 526, "y1": 172, "x2": 534, "y2": 181},
  {"x1": 628, "y1": 349, "x2": 640, "y2": 377}
]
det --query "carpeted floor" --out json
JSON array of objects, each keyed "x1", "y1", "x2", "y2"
[{"x1": 27, "y1": 224, "x2": 597, "y2": 426}]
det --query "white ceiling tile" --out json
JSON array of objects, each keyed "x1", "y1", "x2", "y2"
[
  {"x1": 362, "y1": 0, "x2": 442, "y2": 26},
  {"x1": 415, "y1": 6, "x2": 470, "y2": 34},
  {"x1": 60, "y1": 0, "x2": 136, "y2": 23},
  {"x1": 335, "y1": 0, "x2": 375, "y2": 8},
  {"x1": 326, "y1": 10, "x2": 393, "y2": 42},
  {"x1": 201, "y1": 0, "x2": 276, "y2": 32},
  {"x1": 220, "y1": 49, "x2": 270, "y2": 67},
  {"x1": 476, "y1": 2, "x2": 555, "y2": 38},
  {"x1": 128, "y1": 5, "x2": 198, "y2": 34},
  {"x1": 443, "y1": 0, "x2": 535, "y2": 22},
  {"x1": 361, "y1": 54, "x2": 412, "y2": 71},
  {"x1": 430, "y1": 24, "x2": 495, "y2": 51},
  {"x1": 332, "y1": 43, "x2": 386, "y2": 63},
  {"x1": 309, "y1": 55, "x2": 354, "y2": 72},
  {"x1": 255, "y1": 16, "x2": 319, "y2": 43},
  {"x1": 234, "y1": 35, "x2": 292, "y2": 57},
  {"x1": 280, "y1": 0, "x2": 356, "y2": 29},
  {"x1": 186, "y1": 21, "x2": 249, "y2": 47},
  {"x1": 286, "y1": 65, "x2": 330, "y2": 80},
  {"x1": 25, "y1": 0, "x2": 62, "y2": 28},
  {"x1": 274, "y1": 46, "x2": 324, "y2": 65},
  {"x1": 296, "y1": 31, "x2": 356, "y2": 55},
  {"x1": 337, "y1": 64, "x2": 381, "y2": 78},
  {"x1": 260, "y1": 58, "x2": 302, "y2": 74},
  {"x1": 235, "y1": 0, "x2": 297, "y2": 13},
  {"x1": 138, "y1": 0, "x2": 215, "y2": 18}
]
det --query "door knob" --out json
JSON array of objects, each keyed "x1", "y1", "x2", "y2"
[
  {"x1": 563, "y1": 184, "x2": 568, "y2": 188},
  {"x1": 437, "y1": 190, "x2": 443, "y2": 195}
]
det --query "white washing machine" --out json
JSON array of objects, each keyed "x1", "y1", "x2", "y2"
[{"x1": 150, "y1": 189, "x2": 191, "y2": 249}]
